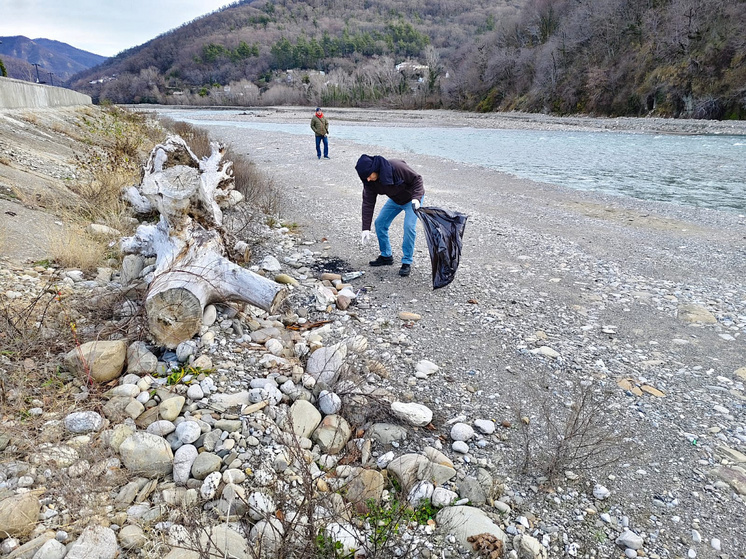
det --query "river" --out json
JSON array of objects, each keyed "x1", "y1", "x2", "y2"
[{"x1": 155, "y1": 109, "x2": 746, "y2": 213}]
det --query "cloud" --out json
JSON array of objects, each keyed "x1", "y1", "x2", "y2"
[{"x1": 0, "y1": 0, "x2": 236, "y2": 57}]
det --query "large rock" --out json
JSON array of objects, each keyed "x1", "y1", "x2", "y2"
[
  {"x1": 119, "y1": 432, "x2": 174, "y2": 477},
  {"x1": 514, "y1": 534, "x2": 548, "y2": 559},
  {"x1": 65, "y1": 525, "x2": 119, "y2": 559},
  {"x1": 65, "y1": 340, "x2": 127, "y2": 383},
  {"x1": 64, "y1": 411, "x2": 104, "y2": 433},
  {"x1": 306, "y1": 342, "x2": 348, "y2": 385},
  {"x1": 391, "y1": 402, "x2": 433, "y2": 426},
  {"x1": 312, "y1": 414, "x2": 351, "y2": 454},
  {"x1": 677, "y1": 303, "x2": 717, "y2": 324},
  {"x1": 436, "y1": 506, "x2": 506, "y2": 551},
  {"x1": 288, "y1": 400, "x2": 322, "y2": 438},
  {"x1": 0, "y1": 492, "x2": 41, "y2": 538},
  {"x1": 344, "y1": 469, "x2": 385, "y2": 504},
  {"x1": 387, "y1": 454, "x2": 430, "y2": 492},
  {"x1": 173, "y1": 445, "x2": 199, "y2": 485},
  {"x1": 126, "y1": 341, "x2": 158, "y2": 375}
]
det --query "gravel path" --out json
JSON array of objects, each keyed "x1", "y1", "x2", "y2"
[{"x1": 164, "y1": 108, "x2": 746, "y2": 558}]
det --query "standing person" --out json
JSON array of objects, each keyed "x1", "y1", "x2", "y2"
[
  {"x1": 311, "y1": 107, "x2": 329, "y2": 159},
  {"x1": 355, "y1": 154, "x2": 425, "y2": 277}
]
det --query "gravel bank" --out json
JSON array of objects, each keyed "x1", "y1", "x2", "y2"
[
  {"x1": 2, "y1": 106, "x2": 744, "y2": 558},
  {"x1": 177, "y1": 107, "x2": 746, "y2": 557}
]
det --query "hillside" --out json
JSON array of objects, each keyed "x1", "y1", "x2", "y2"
[
  {"x1": 0, "y1": 35, "x2": 107, "y2": 83},
  {"x1": 68, "y1": 0, "x2": 745, "y2": 119}
]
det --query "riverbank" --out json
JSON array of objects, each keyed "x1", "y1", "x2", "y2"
[
  {"x1": 186, "y1": 107, "x2": 746, "y2": 557},
  {"x1": 1, "y1": 105, "x2": 745, "y2": 559}
]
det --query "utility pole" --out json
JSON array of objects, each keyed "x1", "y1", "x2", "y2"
[{"x1": 32, "y1": 62, "x2": 42, "y2": 83}]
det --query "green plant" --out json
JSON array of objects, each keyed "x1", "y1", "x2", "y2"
[
  {"x1": 157, "y1": 365, "x2": 212, "y2": 386},
  {"x1": 315, "y1": 529, "x2": 349, "y2": 558}
]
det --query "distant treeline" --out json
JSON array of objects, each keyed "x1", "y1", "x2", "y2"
[{"x1": 70, "y1": 0, "x2": 745, "y2": 119}]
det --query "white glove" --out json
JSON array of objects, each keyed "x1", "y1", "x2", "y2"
[
  {"x1": 361, "y1": 230, "x2": 371, "y2": 246},
  {"x1": 412, "y1": 199, "x2": 421, "y2": 210}
]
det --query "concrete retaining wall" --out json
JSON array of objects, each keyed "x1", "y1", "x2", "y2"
[{"x1": 0, "y1": 77, "x2": 91, "y2": 109}]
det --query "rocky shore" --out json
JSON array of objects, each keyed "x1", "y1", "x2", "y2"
[{"x1": 1, "y1": 106, "x2": 745, "y2": 559}]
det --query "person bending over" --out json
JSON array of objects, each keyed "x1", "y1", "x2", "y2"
[{"x1": 355, "y1": 154, "x2": 425, "y2": 277}]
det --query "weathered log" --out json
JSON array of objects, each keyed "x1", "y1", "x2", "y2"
[{"x1": 122, "y1": 136, "x2": 286, "y2": 348}]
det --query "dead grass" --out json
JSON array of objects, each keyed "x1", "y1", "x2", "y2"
[
  {"x1": 228, "y1": 151, "x2": 284, "y2": 216},
  {"x1": 19, "y1": 111, "x2": 39, "y2": 125},
  {"x1": 48, "y1": 225, "x2": 107, "y2": 272},
  {"x1": 159, "y1": 117, "x2": 212, "y2": 158}
]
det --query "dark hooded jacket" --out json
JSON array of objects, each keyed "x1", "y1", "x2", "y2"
[{"x1": 355, "y1": 155, "x2": 425, "y2": 230}]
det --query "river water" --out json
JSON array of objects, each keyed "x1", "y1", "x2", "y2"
[{"x1": 158, "y1": 110, "x2": 746, "y2": 213}]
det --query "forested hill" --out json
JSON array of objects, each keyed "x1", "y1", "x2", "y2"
[{"x1": 70, "y1": 0, "x2": 745, "y2": 119}]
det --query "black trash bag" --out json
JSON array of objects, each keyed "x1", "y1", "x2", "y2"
[{"x1": 415, "y1": 206, "x2": 468, "y2": 289}]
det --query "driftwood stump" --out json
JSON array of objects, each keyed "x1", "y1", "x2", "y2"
[{"x1": 122, "y1": 135, "x2": 285, "y2": 348}]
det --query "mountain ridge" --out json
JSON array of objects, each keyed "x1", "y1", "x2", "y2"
[
  {"x1": 0, "y1": 35, "x2": 107, "y2": 83},
  {"x1": 56, "y1": 0, "x2": 746, "y2": 118}
]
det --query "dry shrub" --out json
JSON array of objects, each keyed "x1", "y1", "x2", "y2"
[
  {"x1": 228, "y1": 149, "x2": 284, "y2": 216},
  {"x1": 19, "y1": 111, "x2": 38, "y2": 125},
  {"x1": 517, "y1": 378, "x2": 628, "y2": 480},
  {"x1": 0, "y1": 284, "x2": 128, "y2": 541},
  {"x1": 159, "y1": 117, "x2": 212, "y2": 158},
  {"x1": 48, "y1": 225, "x2": 106, "y2": 272}
]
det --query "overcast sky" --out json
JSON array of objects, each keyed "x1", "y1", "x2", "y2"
[{"x1": 1, "y1": 0, "x2": 238, "y2": 57}]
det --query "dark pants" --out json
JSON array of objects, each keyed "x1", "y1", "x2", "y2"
[{"x1": 315, "y1": 135, "x2": 328, "y2": 158}]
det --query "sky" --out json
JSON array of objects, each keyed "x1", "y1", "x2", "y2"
[{"x1": 0, "y1": 0, "x2": 238, "y2": 57}]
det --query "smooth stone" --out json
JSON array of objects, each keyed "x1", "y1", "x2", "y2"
[
  {"x1": 119, "y1": 432, "x2": 174, "y2": 477},
  {"x1": 474, "y1": 419, "x2": 495, "y2": 435},
  {"x1": 65, "y1": 526, "x2": 118, "y2": 559},
  {"x1": 174, "y1": 421, "x2": 202, "y2": 444},
  {"x1": 408, "y1": 480, "x2": 434, "y2": 506},
  {"x1": 64, "y1": 411, "x2": 104, "y2": 433},
  {"x1": 432, "y1": 486, "x2": 459, "y2": 508},
  {"x1": 191, "y1": 452, "x2": 222, "y2": 480},
  {"x1": 248, "y1": 492, "x2": 276, "y2": 521},
  {"x1": 452, "y1": 441, "x2": 470, "y2": 454},
  {"x1": 312, "y1": 414, "x2": 351, "y2": 455},
  {"x1": 616, "y1": 530, "x2": 644, "y2": 550},
  {"x1": 65, "y1": 340, "x2": 126, "y2": 383},
  {"x1": 391, "y1": 401, "x2": 433, "y2": 427},
  {"x1": 0, "y1": 492, "x2": 41, "y2": 537},
  {"x1": 119, "y1": 525, "x2": 146, "y2": 549},
  {"x1": 305, "y1": 341, "x2": 348, "y2": 385},
  {"x1": 146, "y1": 420, "x2": 176, "y2": 437},
  {"x1": 318, "y1": 390, "x2": 342, "y2": 415},
  {"x1": 450, "y1": 423, "x2": 475, "y2": 441},
  {"x1": 200, "y1": 472, "x2": 222, "y2": 500},
  {"x1": 344, "y1": 469, "x2": 385, "y2": 505},
  {"x1": 173, "y1": 445, "x2": 199, "y2": 485},
  {"x1": 436, "y1": 506, "x2": 506, "y2": 551},
  {"x1": 202, "y1": 304, "x2": 217, "y2": 326},
  {"x1": 288, "y1": 400, "x2": 322, "y2": 438}
]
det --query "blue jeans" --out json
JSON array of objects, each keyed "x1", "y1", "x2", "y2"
[
  {"x1": 374, "y1": 196, "x2": 423, "y2": 265},
  {"x1": 315, "y1": 135, "x2": 328, "y2": 158}
]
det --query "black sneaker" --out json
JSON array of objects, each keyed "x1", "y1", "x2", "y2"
[
  {"x1": 398, "y1": 264, "x2": 411, "y2": 277},
  {"x1": 369, "y1": 255, "x2": 394, "y2": 267},
  {"x1": 323, "y1": 156, "x2": 330, "y2": 159}
]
